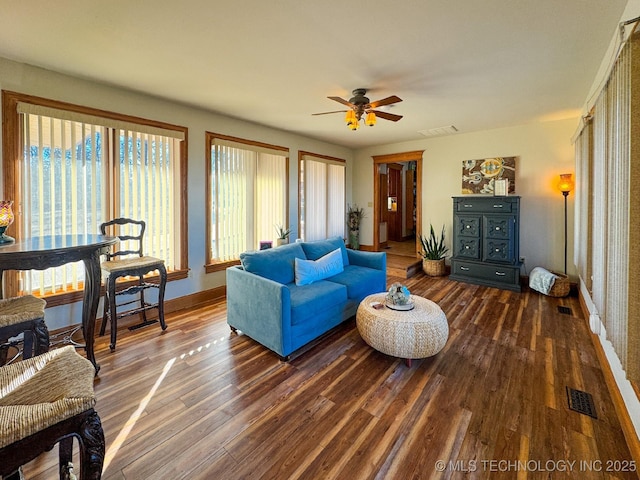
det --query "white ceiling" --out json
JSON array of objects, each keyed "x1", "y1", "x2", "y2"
[{"x1": 0, "y1": 0, "x2": 629, "y2": 148}]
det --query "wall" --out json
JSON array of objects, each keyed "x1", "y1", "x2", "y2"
[
  {"x1": 353, "y1": 118, "x2": 577, "y2": 278},
  {"x1": 0, "y1": 57, "x2": 353, "y2": 330}
]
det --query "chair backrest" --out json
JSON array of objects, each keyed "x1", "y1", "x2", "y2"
[{"x1": 100, "y1": 218, "x2": 146, "y2": 261}]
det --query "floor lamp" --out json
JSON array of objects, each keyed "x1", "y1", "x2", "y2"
[{"x1": 558, "y1": 173, "x2": 574, "y2": 274}]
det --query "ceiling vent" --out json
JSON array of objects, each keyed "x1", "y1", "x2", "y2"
[{"x1": 418, "y1": 125, "x2": 458, "y2": 138}]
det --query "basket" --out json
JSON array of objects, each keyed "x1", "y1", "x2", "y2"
[
  {"x1": 422, "y1": 258, "x2": 446, "y2": 277},
  {"x1": 548, "y1": 272, "x2": 570, "y2": 297}
]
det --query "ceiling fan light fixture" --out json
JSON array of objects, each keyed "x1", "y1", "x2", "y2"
[
  {"x1": 314, "y1": 88, "x2": 402, "y2": 131},
  {"x1": 365, "y1": 111, "x2": 376, "y2": 127},
  {"x1": 345, "y1": 110, "x2": 356, "y2": 125}
]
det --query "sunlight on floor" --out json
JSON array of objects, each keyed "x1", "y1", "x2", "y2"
[
  {"x1": 102, "y1": 357, "x2": 176, "y2": 473},
  {"x1": 101, "y1": 336, "x2": 227, "y2": 472},
  {"x1": 179, "y1": 336, "x2": 225, "y2": 359}
]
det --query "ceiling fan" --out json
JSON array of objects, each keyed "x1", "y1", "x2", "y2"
[{"x1": 313, "y1": 88, "x2": 403, "y2": 129}]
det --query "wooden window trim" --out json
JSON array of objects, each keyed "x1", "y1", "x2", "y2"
[
  {"x1": 205, "y1": 132, "x2": 289, "y2": 270},
  {"x1": 1, "y1": 90, "x2": 189, "y2": 302}
]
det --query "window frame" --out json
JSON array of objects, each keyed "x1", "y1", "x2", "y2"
[
  {"x1": 1, "y1": 90, "x2": 189, "y2": 306},
  {"x1": 205, "y1": 131, "x2": 289, "y2": 273}
]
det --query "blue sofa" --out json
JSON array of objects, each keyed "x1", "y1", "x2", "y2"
[{"x1": 226, "y1": 236, "x2": 386, "y2": 358}]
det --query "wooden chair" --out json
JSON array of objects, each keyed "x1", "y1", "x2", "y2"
[
  {"x1": 99, "y1": 218, "x2": 167, "y2": 351},
  {"x1": 0, "y1": 295, "x2": 48, "y2": 366},
  {"x1": 0, "y1": 346, "x2": 105, "y2": 480}
]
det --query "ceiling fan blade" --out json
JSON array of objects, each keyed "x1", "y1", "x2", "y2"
[
  {"x1": 368, "y1": 95, "x2": 403, "y2": 109},
  {"x1": 369, "y1": 110, "x2": 403, "y2": 122},
  {"x1": 312, "y1": 110, "x2": 348, "y2": 116},
  {"x1": 328, "y1": 96, "x2": 354, "y2": 107}
]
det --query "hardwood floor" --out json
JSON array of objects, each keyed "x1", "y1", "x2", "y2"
[
  {"x1": 21, "y1": 274, "x2": 637, "y2": 479},
  {"x1": 383, "y1": 239, "x2": 423, "y2": 278}
]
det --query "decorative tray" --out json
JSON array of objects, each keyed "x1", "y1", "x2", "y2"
[{"x1": 385, "y1": 300, "x2": 415, "y2": 311}]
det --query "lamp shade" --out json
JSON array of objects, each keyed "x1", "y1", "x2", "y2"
[
  {"x1": 345, "y1": 110, "x2": 356, "y2": 125},
  {"x1": 558, "y1": 173, "x2": 574, "y2": 194},
  {"x1": 365, "y1": 111, "x2": 377, "y2": 127}
]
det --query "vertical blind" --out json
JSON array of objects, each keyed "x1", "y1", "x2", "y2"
[
  {"x1": 574, "y1": 118, "x2": 593, "y2": 293},
  {"x1": 117, "y1": 129, "x2": 180, "y2": 271},
  {"x1": 21, "y1": 114, "x2": 107, "y2": 294},
  {"x1": 18, "y1": 109, "x2": 183, "y2": 296},
  {"x1": 210, "y1": 140, "x2": 288, "y2": 261},
  {"x1": 574, "y1": 34, "x2": 639, "y2": 382},
  {"x1": 301, "y1": 155, "x2": 346, "y2": 242}
]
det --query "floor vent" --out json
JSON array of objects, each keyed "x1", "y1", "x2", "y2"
[
  {"x1": 567, "y1": 387, "x2": 597, "y2": 418},
  {"x1": 558, "y1": 306, "x2": 573, "y2": 315}
]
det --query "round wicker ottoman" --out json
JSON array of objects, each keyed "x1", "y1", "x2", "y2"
[{"x1": 356, "y1": 293, "x2": 449, "y2": 367}]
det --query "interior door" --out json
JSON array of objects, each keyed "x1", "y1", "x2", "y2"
[{"x1": 387, "y1": 164, "x2": 403, "y2": 241}]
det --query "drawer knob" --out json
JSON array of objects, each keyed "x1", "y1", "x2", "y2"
[
  {"x1": 465, "y1": 246, "x2": 470, "y2": 249},
  {"x1": 464, "y1": 204, "x2": 473, "y2": 208},
  {"x1": 495, "y1": 248, "x2": 500, "y2": 252},
  {"x1": 495, "y1": 271, "x2": 506, "y2": 276},
  {"x1": 460, "y1": 266, "x2": 470, "y2": 271},
  {"x1": 495, "y1": 227, "x2": 501, "y2": 231},
  {"x1": 493, "y1": 204, "x2": 504, "y2": 208},
  {"x1": 466, "y1": 225, "x2": 471, "y2": 229}
]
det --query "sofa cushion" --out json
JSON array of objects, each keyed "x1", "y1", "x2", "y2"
[
  {"x1": 295, "y1": 248, "x2": 344, "y2": 286},
  {"x1": 287, "y1": 280, "x2": 348, "y2": 326},
  {"x1": 300, "y1": 236, "x2": 349, "y2": 266},
  {"x1": 327, "y1": 265, "x2": 386, "y2": 301},
  {"x1": 240, "y1": 243, "x2": 306, "y2": 284}
]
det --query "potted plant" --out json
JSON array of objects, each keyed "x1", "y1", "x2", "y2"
[
  {"x1": 419, "y1": 224, "x2": 449, "y2": 276},
  {"x1": 347, "y1": 204, "x2": 365, "y2": 250},
  {"x1": 275, "y1": 224, "x2": 291, "y2": 246}
]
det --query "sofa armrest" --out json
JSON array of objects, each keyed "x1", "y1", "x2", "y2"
[
  {"x1": 226, "y1": 266, "x2": 292, "y2": 356},
  {"x1": 347, "y1": 249, "x2": 387, "y2": 272}
]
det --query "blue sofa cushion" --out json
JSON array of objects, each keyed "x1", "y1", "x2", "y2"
[
  {"x1": 240, "y1": 243, "x2": 306, "y2": 284},
  {"x1": 295, "y1": 248, "x2": 344, "y2": 286},
  {"x1": 288, "y1": 280, "x2": 348, "y2": 326},
  {"x1": 327, "y1": 265, "x2": 386, "y2": 301},
  {"x1": 300, "y1": 236, "x2": 349, "y2": 266}
]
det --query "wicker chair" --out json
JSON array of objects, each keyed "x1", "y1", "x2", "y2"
[
  {"x1": 99, "y1": 218, "x2": 167, "y2": 351},
  {"x1": 0, "y1": 295, "x2": 48, "y2": 366},
  {"x1": 0, "y1": 346, "x2": 105, "y2": 480}
]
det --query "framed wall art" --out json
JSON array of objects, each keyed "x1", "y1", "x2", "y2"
[{"x1": 461, "y1": 156, "x2": 517, "y2": 195}]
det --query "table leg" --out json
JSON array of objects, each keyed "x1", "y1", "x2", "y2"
[
  {"x1": 82, "y1": 252, "x2": 102, "y2": 374},
  {"x1": 405, "y1": 358, "x2": 412, "y2": 368}
]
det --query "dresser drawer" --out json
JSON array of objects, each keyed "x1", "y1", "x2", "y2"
[
  {"x1": 455, "y1": 198, "x2": 513, "y2": 213},
  {"x1": 451, "y1": 260, "x2": 518, "y2": 285}
]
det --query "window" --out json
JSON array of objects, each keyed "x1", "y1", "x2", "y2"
[
  {"x1": 1, "y1": 91, "x2": 188, "y2": 303},
  {"x1": 205, "y1": 133, "x2": 288, "y2": 270},
  {"x1": 299, "y1": 151, "x2": 346, "y2": 241}
]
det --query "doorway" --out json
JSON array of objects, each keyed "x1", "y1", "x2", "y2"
[{"x1": 372, "y1": 151, "x2": 424, "y2": 257}]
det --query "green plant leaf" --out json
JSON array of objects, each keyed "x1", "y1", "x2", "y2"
[{"x1": 419, "y1": 224, "x2": 449, "y2": 260}]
